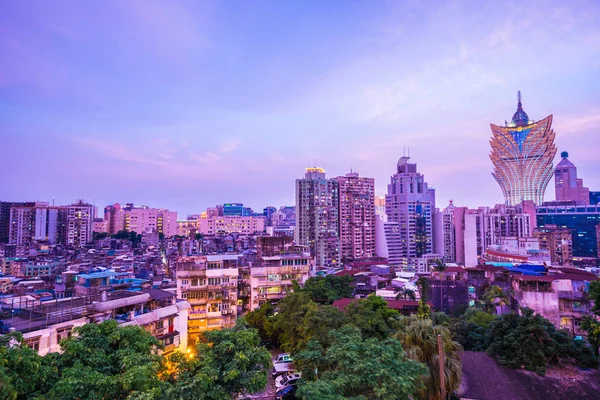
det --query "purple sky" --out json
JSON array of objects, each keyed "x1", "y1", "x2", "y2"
[{"x1": 2, "y1": 0, "x2": 600, "y2": 217}]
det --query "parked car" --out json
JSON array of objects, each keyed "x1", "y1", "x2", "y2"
[
  {"x1": 273, "y1": 353, "x2": 293, "y2": 364},
  {"x1": 275, "y1": 372, "x2": 302, "y2": 389},
  {"x1": 275, "y1": 384, "x2": 298, "y2": 400},
  {"x1": 272, "y1": 362, "x2": 295, "y2": 377}
]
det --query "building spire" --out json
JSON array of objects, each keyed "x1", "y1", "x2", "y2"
[{"x1": 511, "y1": 90, "x2": 529, "y2": 126}]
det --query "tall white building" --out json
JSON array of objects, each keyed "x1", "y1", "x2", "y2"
[
  {"x1": 66, "y1": 200, "x2": 94, "y2": 247},
  {"x1": 385, "y1": 156, "x2": 436, "y2": 268},
  {"x1": 9, "y1": 201, "x2": 93, "y2": 247},
  {"x1": 434, "y1": 201, "x2": 457, "y2": 264},
  {"x1": 335, "y1": 171, "x2": 376, "y2": 260},
  {"x1": 103, "y1": 203, "x2": 178, "y2": 237},
  {"x1": 295, "y1": 167, "x2": 340, "y2": 267}
]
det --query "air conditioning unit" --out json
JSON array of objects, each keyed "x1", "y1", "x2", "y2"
[{"x1": 221, "y1": 310, "x2": 228, "y2": 315}]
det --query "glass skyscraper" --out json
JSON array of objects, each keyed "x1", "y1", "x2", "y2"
[
  {"x1": 537, "y1": 204, "x2": 600, "y2": 258},
  {"x1": 490, "y1": 92, "x2": 557, "y2": 205}
]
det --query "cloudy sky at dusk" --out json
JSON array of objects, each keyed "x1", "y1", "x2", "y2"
[{"x1": 2, "y1": 0, "x2": 600, "y2": 217}]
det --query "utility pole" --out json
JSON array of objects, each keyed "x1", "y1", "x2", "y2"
[{"x1": 438, "y1": 333, "x2": 446, "y2": 400}]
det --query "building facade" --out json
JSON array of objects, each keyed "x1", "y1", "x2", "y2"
[
  {"x1": 8, "y1": 201, "x2": 93, "y2": 247},
  {"x1": 0, "y1": 202, "x2": 29, "y2": 243},
  {"x1": 66, "y1": 200, "x2": 94, "y2": 247},
  {"x1": 489, "y1": 92, "x2": 557, "y2": 205},
  {"x1": 197, "y1": 215, "x2": 265, "y2": 235},
  {"x1": 555, "y1": 151, "x2": 589, "y2": 205},
  {"x1": 537, "y1": 204, "x2": 600, "y2": 259},
  {"x1": 176, "y1": 255, "x2": 239, "y2": 345},
  {"x1": 103, "y1": 203, "x2": 177, "y2": 237},
  {"x1": 250, "y1": 236, "x2": 311, "y2": 310},
  {"x1": 295, "y1": 168, "x2": 340, "y2": 267},
  {"x1": 434, "y1": 201, "x2": 457, "y2": 264},
  {"x1": 385, "y1": 156, "x2": 435, "y2": 268},
  {"x1": 335, "y1": 172, "x2": 375, "y2": 261},
  {"x1": 532, "y1": 225, "x2": 573, "y2": 267}
]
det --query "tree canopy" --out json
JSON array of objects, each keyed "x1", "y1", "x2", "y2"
[
  {"x1": 295, "y1": 326, "x2": 426, "y2": 400},
  {"x1": 165, "y1": 322, "x2": 271, "y2": 400},
  {"x1": 0, "y1": 321, "x2": 271, "y2": 400},
  {"x1": 485, "y1": 308, "x2": 597, "y2": 374},
  {"x1": 300, "y1": 275, "x2": 354, "y2": 303}
]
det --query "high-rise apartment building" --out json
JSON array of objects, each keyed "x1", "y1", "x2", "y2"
[
  {"x1": 249, "y1": 236, "x2": 311, "y2": 310},
  {"x1": 103, "y1": 203, "x2": 126, "y2": 234},
  {"x1": 374, "y1": 196, "x2": 386, "y2": 218},
  {"x1": 537, "y1": 204, "x2": 600, "y2": 259},
  {"x1": 176, "y1": 255, "x2": 240, "y2": 345},
  {"x1": 434, "y1": 201, "x2": 457, "y2": 263},
  {"x1": 335, "y1": 171, "x2": 375, "y2": 260},
  {"x1": 295, "y1": 167, "x2": 340, "y2": 267},
  {"x1": 462, "y1": 204, "x2": 532, "y2": 266},
  {"x1": 385, "y1": 156, "x2": 435, "y2": 267},
  {"x1": 554, "y1": 152, "x2": 589, "y2": 205},
  {"x1": 532, "y1": 225, "x2": 573, "y2": 266},
  {"x1": 8, "y1": 201, "x2": 93, "y2": 247},
  {"x1": 66, "y1": 200, "x2": 94, "y2": 247},
  {"x1": 490, "y1": 92, "x2": 557, "y2": 205},
  {"x1": 197, "y1": 215, "x2": 265, "y2": 235},
  {"x1": 103, "y1": 203, "x2": 177, "y2": 237},
  {"x1": 0, "y1": 202, "x2": 29, "y2": 243}
]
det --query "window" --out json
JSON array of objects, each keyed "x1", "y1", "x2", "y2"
[
  {"x1": 208, "y1": 278, "x2": 221, "y2": 285},
  {"x1": 57, "y1": 328, "x2": 72, "y2": 343},
  {"x1": 25, "y1": 337, "x2": 41, "y2": 352}
]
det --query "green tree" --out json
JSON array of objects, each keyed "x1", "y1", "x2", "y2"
[
  {"x1": 47, "y1": 320, "x2": 166, "y2": 400},
  {"x1": 295, "y1": 326, "x2": 427, "y2": 400},
  {"x1": 482, "y1": 285, "x2": 509, "y2": 314},
  {"x1": 344, "y1": 295, "x2": 401, "y2": 340},
  {"x1": 416, "y1": 277, "x2": 431, "y2": 318},
  {"x1": 486, "y1": 308, "x2": 597, "y2": 375},
  {"x1": 395, "y1": 316, "x2": 462, "y2": 400},
  {"x1": 112, "y1": 230, "x2": 130, "y2": 240},
  {"x1": 0, "y1": 332, "x2": 55, "y2": 399},
  {"x1": 448, "y1": 308, "x2": 495, "y2": 351},
  {"x1": 166, "y1": 323, "x2": 271, "y2": 399},
  {"x1": 268, "y1": 292, "x2": 319, "y2": 353},
  {"x1": 243, "y1": 302, "x2": 276, "y2": 343},
  {"x1": 589, "y1": 280, "x2": 600, "y2": 314},
  {"x1": 301, "y1": 275, "x2": 354, "y2": 303},
  {"x1": 581, "y1": 317, "x2": 600, "y2": 356},
  {"x1": 434, "y1": 259, "x2": 447, "y2": 312},
  {"x1": 300, "y1": 305, "x2": 349, "y2": 349},
  {"x1": 395, "y1": 288, "x2": 416, "y2": 301}
]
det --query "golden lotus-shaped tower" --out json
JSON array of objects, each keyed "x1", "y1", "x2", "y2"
[{"x1": 489, "y1": 92, "x2": 557, "y2": 205}]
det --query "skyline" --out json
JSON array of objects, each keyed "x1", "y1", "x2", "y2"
[{"x1": 2, "y1": 0, "x2": 600, "y2": 216}]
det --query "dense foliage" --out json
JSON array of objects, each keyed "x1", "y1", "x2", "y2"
[
  {"x1": 448, "y1": 306, "x2": 598, "y2": 375},
  {"x1": 0, "y1": 320, "x2": 270, "y2": 400},
  {"x1": 301, "y1": 275, "x2": 354, "y2": 303},
  {"x1": 583, "y1": 280, "x2": 600, "y2": 355},
  {"x1": 396, "y1": 316, "x2": 462, "y2": 400},
  {"x1": 295, "y1": 326, "x2": 427, "y2": 400},
  {"x1": 245, "y1": 290, "x2": 463, "y2": 400},
  {"x1": 165, "y1": 323, "x2": 272, "y2": 399},
  {"x1": 485, "y1": 308, "x2": 597, "y2": 374}
]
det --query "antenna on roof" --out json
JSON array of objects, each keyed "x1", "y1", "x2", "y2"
[{"x1": 517, "y1": 90, "x2": 522, "y2": 105}]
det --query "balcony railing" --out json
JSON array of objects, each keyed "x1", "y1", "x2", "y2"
[{"x1": 557, "y1": 291, "x2": 587, "y2": 300}]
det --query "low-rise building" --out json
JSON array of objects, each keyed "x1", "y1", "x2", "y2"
[
  {"x1": 175, "y1": 255, "x2": 240, "y2": 345},
  {"x1": 250, "y1": 236, "x2": 311, "y2": 310},
  {"x1": 0, "y1": 289, "x2": 189, "y2": 356}
]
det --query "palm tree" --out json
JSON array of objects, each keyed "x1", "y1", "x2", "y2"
[
  {"x1": 415, "y1": 277, "x2": 431, "y2": 318},
  {"x1": 395, "y1": 288, "x2": 417, "y2": 301},
  {"x1": 396, "y1": 315, "x2": 462, "y2": 400},
  {"x1": 482, "y1": 285, "x2": 509, "y2": 314},
  {"x1": 433, "y1": 259, "x2": 447, "y2": 313}
]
